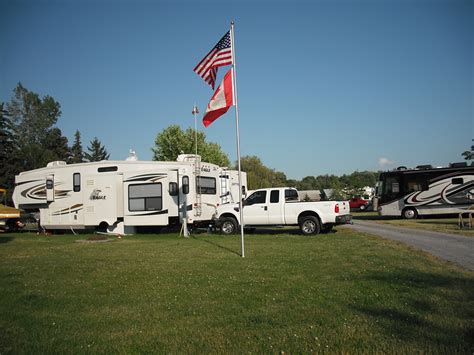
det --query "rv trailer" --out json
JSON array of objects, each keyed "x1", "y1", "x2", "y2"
[
  {"x1": 374, "y1": 162, "x2": 474, "y2": 219},
  {"x1": 13, "y1": 155, "x2": 247, "y2": 234}
]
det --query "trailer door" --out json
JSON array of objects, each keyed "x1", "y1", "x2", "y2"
[{"x1": 83, "y1": 174, "x2": 120, "y2": 227}]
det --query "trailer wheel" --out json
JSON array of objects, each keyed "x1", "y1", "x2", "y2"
[
  {"x1": 220, "y1": 217, "x2": 238, "y2": 235},
  {"x1": 402, "y1": 208, "x2": 418, "y2": 220},
  {"x1": 299, "y1": 216, "x2": 320, "y2": 235}
]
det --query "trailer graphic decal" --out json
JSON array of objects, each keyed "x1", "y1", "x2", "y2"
[
  {"x1": 125, "y1": 173, "x2": 167, "y2": 182},
  {"x1": 20, "y1": 183, "x2": 70, "y2": 200},
  {"x1": 129, "y1": 209, "x2": 169, "y2": 216},
  {"x1": 52, "y1": 204, "x2": 84, "y2": 216}
]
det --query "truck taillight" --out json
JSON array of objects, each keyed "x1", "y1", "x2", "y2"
[{"x1": 335, "y1": 204, "x2": 340, "y2": 213}]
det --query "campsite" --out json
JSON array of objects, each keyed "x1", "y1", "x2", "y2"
[
  {"x1": 1, "y1": 0, "x2": 473, "y2": 353},
  {"x1": 1, "y1": 219, "x2": 473, "y2": 353}
]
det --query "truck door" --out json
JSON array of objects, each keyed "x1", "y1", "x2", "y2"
[
  {"x1": 267, "y1": 189, "x2": 284, "y2": 224},
  {"x1": 243, "y1": 190, "x2": 269, "y2": 225}
]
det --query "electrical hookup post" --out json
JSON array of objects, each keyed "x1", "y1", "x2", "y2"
[{"x1": 230, "y1": 21, "x2": 246, "y2": 258}]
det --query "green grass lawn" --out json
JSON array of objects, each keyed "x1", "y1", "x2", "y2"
[
  {"x1": 0, "y1": 230, "x2": 473, "y2": 353},
  {"x1": 353, "y1": 212, "x2": 474, "y2": 237}
]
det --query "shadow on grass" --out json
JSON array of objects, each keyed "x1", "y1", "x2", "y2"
[
  {"x1": 0, "y1": 236, "x2": 15, "y2": 243},
  {"x1": 191, "y1": 236, "x2": 242, "y2": 257},
  {"x1": 351, "y1": 268, "x2": 474, "y2": 349}
]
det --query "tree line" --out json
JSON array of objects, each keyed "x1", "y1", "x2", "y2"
[
  {"x1": 1, "y1": 83, "x2": 110, "y2": 201},
  {"x1": 3, "y1": 83, "x2": 471, "y2": 204}
]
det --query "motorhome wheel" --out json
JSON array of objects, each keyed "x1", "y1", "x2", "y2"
[{"x1": 402, "y1": 208, "x2": 418, "y2": 220}]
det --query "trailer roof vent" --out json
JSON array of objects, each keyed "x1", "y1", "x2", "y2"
[
  {"x1": 47, "y1": 161, "x2": 67, "y2": 167},
  {"x1": 396, "y1": 166, "x2": 407, "y2": 171},
  {"x1": 416, "y1": 165, "x2": 433, "y2": 170},
  {"x1": 449, "y1": 162, "x2": 468, "y2": 168},
  {"x1": 177, "y1": 154, "x2": 201, "y2": 163}
]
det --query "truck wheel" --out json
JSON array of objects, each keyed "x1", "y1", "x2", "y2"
[
  {"x1": 359, "y1": 204, "x2": 366, "y2": 211},
  {"x1": 299, "y1": 216, "x2": 320, "y2": 235},
  {"x1": 220, "y1": 217, "x2": 238, "y2": 235},
  {"x1": 402, "y1": 208, "x2": 418, "y2": 220}
]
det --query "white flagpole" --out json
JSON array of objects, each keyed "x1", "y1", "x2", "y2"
[{"x1": 230, "y1": 21, "x2": 245, "y2": 258}]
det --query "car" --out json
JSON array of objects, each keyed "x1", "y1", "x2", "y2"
[{"x1": 349, "y1": 197, "x2": 370, "y2": 211}]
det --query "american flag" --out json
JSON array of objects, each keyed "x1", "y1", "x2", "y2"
[{"x1": 194, "y1": 31, "x2": 233, "y2": 89}]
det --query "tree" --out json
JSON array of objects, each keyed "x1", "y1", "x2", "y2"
[
  {"x1": 85, "y1": 137, "x2": 110, "y2": 162},
  {"x1": 239, "y1": 156, "x2": 287, "y2": 190},
  {"x1": 462, "y1": 141, "x2": 473, "y2": 161},
  {"x1": 0, "y1": 103, "x2": 20, "y2": 201},
  {"x1": 152, "y1": 125, "x2": 230, "y2": 166},
  {"x1": 6, "y1": 83, "x2": 68, "y2": 170},
  {"x1": 43, "y1": 128, "x2": 71, "y2": 163},
  {"x1": 70, "y1": 130, "x2": 85, "y2": 163}
]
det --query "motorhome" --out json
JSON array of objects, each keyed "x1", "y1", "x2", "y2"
[
  {"x1": 13, "y1": 155, "x2": 247, "y2": 234},
  {"x1": 374, "y1": 162, "x2": 474, "y2": 219}
]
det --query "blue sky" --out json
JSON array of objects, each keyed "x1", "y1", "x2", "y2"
[{"x1": 1, "y1": 0, "x2": 472, "y2": 179}]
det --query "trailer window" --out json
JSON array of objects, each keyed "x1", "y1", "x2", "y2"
[
  {"x1": 73, "y1": 173, "x2": 81, "y2": 192},
  {"x1": 169, "y1": 182, "x2": 178, "y2": 196},
  {"x1": 128, "y1": 183, "x2": 162, "y2": 212},
  {"x1": 46, "y1": 179, "x2": 54, "y2": 189},
  {"x1": 182, "y1": 176, "x2": 189, "y2": 194},
  {"x1": 196, "y1": 177, "x2": 216, "y2": 195},
  {"x1": 98, "y1": 166, "x2": 118, "y2": 173}
]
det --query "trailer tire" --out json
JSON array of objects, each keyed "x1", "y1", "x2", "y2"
[
  {"x1": 299, "y1": 216, "x2": 320, "y2": 235},
  {"x1": 220, "y1": 217, "x2": 238, "y2": 235},
  {"x1": 402, "y1": 207, "x2": 418, "y2": 220}
]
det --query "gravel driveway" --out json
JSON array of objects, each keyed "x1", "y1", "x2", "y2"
[{"x1": 345, "y1": 220, "x2": 474, "y2": 271}]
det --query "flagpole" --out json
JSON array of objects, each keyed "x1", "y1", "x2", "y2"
[
  {"x1": 192, "y1": 104, "x2": 199, "y2": 156},
  {"x1": 230, "y1": 20, "x2": 245, "y2": 258}
]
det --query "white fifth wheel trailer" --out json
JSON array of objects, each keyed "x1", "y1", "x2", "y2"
[{"x1": 13, "y1": 155, "x2": 247, "y2": 234}]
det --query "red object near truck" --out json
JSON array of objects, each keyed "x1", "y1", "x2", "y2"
[{"x1": 349, "y1": 197, "x2": 369, "y2": 210}]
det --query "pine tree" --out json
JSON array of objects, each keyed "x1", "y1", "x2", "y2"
[
  {"x1": 70, "y1": 130, "x2": 85, "y2": 163},
  {"x1": 0, "y1": 103, "x2": 20, "y2": 202},
  {"x1": 84, "y1": 137, "x2": 110, "y2": 162}
]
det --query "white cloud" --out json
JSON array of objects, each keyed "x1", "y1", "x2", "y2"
[{"x1": 378, "y1": 157, "x2": 394, "y2": 169}]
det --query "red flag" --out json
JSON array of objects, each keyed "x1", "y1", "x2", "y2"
[
  {"x1": 194, "y1": 31, "x2": 233, "y2": 89},
  {"x1": 202, "y1": 69, "x2": 234, "y2": 127}
]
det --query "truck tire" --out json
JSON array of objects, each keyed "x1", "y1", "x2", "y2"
[
  {"x1": 220, "y1": 217, "x2": 238, "y2": 235},
  {"x1": 359, "y1": 204, "x2": 366, "y2": 211},
  {"x1": 299, "y1": 216, "x2": 320, "y2": 235}
]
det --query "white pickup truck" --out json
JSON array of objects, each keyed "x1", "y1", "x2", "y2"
[{"x1": 213, "y1": 187, "x2": 351, "y2": 235}]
